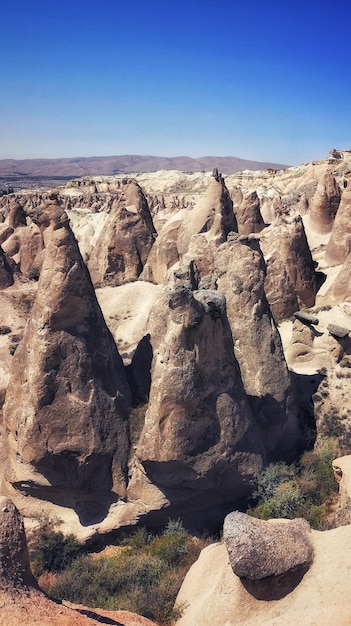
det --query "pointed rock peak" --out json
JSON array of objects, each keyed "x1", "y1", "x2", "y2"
[
  {"x1": 308, "y1": 170, "x2": 341, "y2": 233},
  {"x1": 3, "y1": 209, "x2": 131, "y2": 505},
  {"x1": 0, "y1": 497, "x2": 36, "y2": 590},
  {"x1": 8, "y1": 201, "x2": 26, "y2": 229},
  {"x1": 88, "y1": 181, "x2": 155, "y2": 287},
  {"x1": 235, "y1": 190, "x2": 265, "y2": 236}
]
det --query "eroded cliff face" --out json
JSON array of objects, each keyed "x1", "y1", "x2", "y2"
[{"x1": 2, "y1": 198, "x2": 131, "y2": 517}]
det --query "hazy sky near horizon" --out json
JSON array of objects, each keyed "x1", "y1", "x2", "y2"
[{"x1": 1, "y1": 0, "x2": 351, "y2": 165}]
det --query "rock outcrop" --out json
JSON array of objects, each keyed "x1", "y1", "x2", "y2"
[
  {"x1": 260, "y1": 216, "x2": 317, "y2": 319},
  {"x1": 330, "y1": 252, "x2": 351, "y2": 302},
  {"x1": 2, "y1": 198, "x2": 131, "y2": 514},
  {"x1": 215, "y1": 234, "x2": 300, "y2": 458},
  {"x1": 88, "y1": 181, "x2": 155, "y2": 286},
  {"x1": 142, "y1": 176, "x2": 237, "y2": 283},
  {"x1": 129, "y1": 284, "x2": 264, "y2": 524},
  {"x1": 307, "y1": 171, "x2": 341, "y2": 234},
  {"x1": 233, "y1": 190, "x2": 265, "y2": 235},
  {"x1": 223, "y1": 511, "x2": 313, "y2": 580},
  {"x1": 1, "y1": 199, "x2": 44, "y2": 278},
  {"x1": 325, "y1": 187, "x2": 351, "y2": 265},
  {"x1": 0, "y1": 247, "x2": 14, "y2": 288}
]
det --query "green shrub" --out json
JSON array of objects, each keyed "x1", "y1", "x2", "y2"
[
  {"x1": 248, "y1": 439, "x2": 338, "y2": 529},
  {"x1": 29, "y1": 526, "x2": 81, "y2": 576},
  {"x1": 45, "y1": 520, "x2": 212, "y2": 625}
]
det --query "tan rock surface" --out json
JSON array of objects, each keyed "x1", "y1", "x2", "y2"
[
  {"x1": 129, "y1": 285, "x2": 264, "y2": 523},
  {"x1": 88, "y1": 181, "x2": 155, "y2": 286},
  {"x1": 234, "y1": 190, "x2": 265, "y2": 235},
  {"x1": 325, "y1": 186, "x2": 351, "y2": 265},
  {"x1": 2, "y1": 199, "x2": 131, "y2": 522},
  {"x1": 175, "y1": 524, "x2": 351, "y2": 626},
  {"x1": 215, "y1": 235, "x2": 300, "y2": 458},
  {"x1": 223, "y1": 512, "x2": 313, "y2": 579}
]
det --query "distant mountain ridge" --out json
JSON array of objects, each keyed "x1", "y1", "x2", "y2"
[{"x1": 0, "y1": 154, "x2": 288, "y2": 179}]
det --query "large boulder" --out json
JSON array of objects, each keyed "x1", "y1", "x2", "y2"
[
  {"x1": 2, "y1": 198, "x2": 131, "y2": 509},
  {"x1": 223, "y1": 511, "x2": 313, "y2": 580}
]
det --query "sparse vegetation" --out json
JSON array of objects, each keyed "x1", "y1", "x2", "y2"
[
  {"x1": 33, "y1": 519, "x2": 213, "y2": 625},
  {"x1": 248, "y1": 438, "x2": 339, "y2": 529}
]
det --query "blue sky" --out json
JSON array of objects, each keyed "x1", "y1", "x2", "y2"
[{"x1": 1, "y1": 0, "x2": 351, "y2": 164}]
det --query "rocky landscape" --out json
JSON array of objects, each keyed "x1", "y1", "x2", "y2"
[{"x1": 0, "y1": 148, "x2": 350, "y2": 623}]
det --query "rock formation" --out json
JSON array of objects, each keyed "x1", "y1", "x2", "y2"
[
  {"x1": 129, "y1": 284, "x2": 265, "y2": 523},
  {"x1": 233, "y1": 190, "x2": 265, "y2": 235},
  {"x1": 330, "y1": 252, "x2": 351, "y2": 302},
  {"x1": 325, "y1": 187, "x2": 351, "y2": 265},
  {"x1": 215, "y1": 234, "x2": 300, "y2": 458},
  {"x1": 1, "y1": 199, "x2": 44, "y2": 278},
  {"x1": 0, "y1": 247, "x2": 14, "y2": 288},
  {"x1": 88, "y1": 181, "x2": 155, "y2": 286},
  {"x1": 142, "y1": 176, "x2": 237, "y2": 284},
  {"x1": 2, "y1": 198, "x2": 131, "y2": 515},
  {"x1": 307, "y1": 171, "x2": 341, "y2": 234},
  {"x1": 223, "y1": 511, "x2": 313, "y2": 580},
  {"x1": 260, "y1": 216, "x2": 317, "y2": 319}
]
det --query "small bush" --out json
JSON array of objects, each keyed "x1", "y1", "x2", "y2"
[
  {"x1": 29, "y1": 525, "x2": 81, "y2": 577},
  {"x1": 248, "y1": 439, "x2": 338, "y2": 529},
  {"x1": 45, "y1": 520, "x2": 212, "y2": 625}
]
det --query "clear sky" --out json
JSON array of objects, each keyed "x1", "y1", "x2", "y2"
[{"x1": 1, "y1": 0, "x2": 351, "y2": 164}]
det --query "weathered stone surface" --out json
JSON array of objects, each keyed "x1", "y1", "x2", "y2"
[
  {"x1": 260, "y1": 216, "x2": 317, "y2": 319},
  {"x1": 215, "y1": 235, "x2": 300, "y2": 459},
  {"x1": 88, "y1": 181, "x2": 155, "y2": 286},
  {"x1": 3, "y1": 199, "x2": 131, "y2": 503},
  {"x1": 0, "y1": 247, "x2": 14, "y2": 288},
  {"x1": 143, "y1": 177, "x2": 237, "y2": 283},
  {"x1": 130, "y1": 284, "x2": 264, "y2": 512},
  {"x1": 0, "y1": 496, "x2": 35, "y2": 590},
  {"x1": 294, "y1": 311, "x2": 319, "y2": 325},
  {"x1": 327, "y1": 323, "x2": 350, "y2": 337},
  {"x1": 330, "y1": 252, "x2": 351, "y2": 302},
  {"x1": 234, "y1": 190, "x2": 265, "y2": 235},
  {"x1": 1, "y1": 199, "x2": 44, "y2": 278},
  {"x1": 223, "y1": 511, "x2": 313, "y2": 580},
  {"x1": 307, "y1": 171, "x2": 341, "y2": 234},
  {"x1": 325, "y1": 187, "x2": 351, "y2": 265}
]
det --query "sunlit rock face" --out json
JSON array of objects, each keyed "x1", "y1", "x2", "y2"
[
  {"x1": 260, "y1": 216, "x2": 317, "y2": 319},
  {"x1": 215, "y1": 234, "x2": 300, "y2": 460},
  {"x1": 2, "y1": 198, "x2": 131, "y2": 505},
  {"x1": 88, "y1": 181, "x2": 155, "y2": 286},
  {"x1": 307, "y1": 171, "x2": 341, "y2": 234},
  {"x1": 325, "y1": 187, "x2": 351, "y2": 266},
  {"x1": 129, "y1": 284, "x2": 264, "y2": 517}
]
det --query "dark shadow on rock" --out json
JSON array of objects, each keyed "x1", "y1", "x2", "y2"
[
  {"x1": 291, "y1": 370, "x2": 323, "y2": 451},
  {"x1": 12, "y1": 480, "x2": 119, "y2": 526},
  {"x1": 315, "y1": 270, "x2": 327, "y2": 292},
  {"x1": 240, "y1": 565, "x2": 309, "y2": 600},
  {"x1": 126, "y1": 333, "x2": 153, "y2": 404}
]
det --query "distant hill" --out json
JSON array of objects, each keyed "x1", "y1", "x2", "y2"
[{"x1": 0, "y1": 154, "x2": 289, "y2": 190}]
